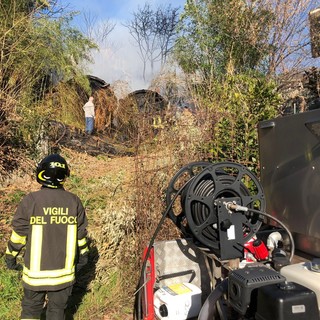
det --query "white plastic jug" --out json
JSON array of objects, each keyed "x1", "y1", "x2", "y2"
[{"x1": 154, "y1": 283, "x2": 202, "y2": 320}]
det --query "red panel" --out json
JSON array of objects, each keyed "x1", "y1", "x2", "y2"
[{"x1": 142, "y1": 247, "x2": 156, "y2": 320}]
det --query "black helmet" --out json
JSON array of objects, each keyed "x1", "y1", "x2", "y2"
[{"x1": 36, "y1": 154, "x2": 70, "y2": 188}]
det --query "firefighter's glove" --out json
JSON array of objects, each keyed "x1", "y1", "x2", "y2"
[
  {"x1": 5, "y1": 257, "x2": 22, "y2": 271},
  {"x1": 76, "y1": 253, "x2": 88, "y2": 273}
]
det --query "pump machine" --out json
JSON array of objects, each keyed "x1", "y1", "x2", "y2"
[{"x1": 134, "y1": 109, "x2": 320, "y2": 320}]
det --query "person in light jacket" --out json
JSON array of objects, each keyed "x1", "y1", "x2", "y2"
[{"x1": 83, "y1": 96, "x2": 95, "y2": 134}]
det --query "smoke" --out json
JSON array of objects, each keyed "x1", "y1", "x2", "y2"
[
  {"x1": 87, "y1": 23, "x2": 152, "y2": 91},
  {"x1": 63, "y1": 0, "x2": 186, "y2": 90}
]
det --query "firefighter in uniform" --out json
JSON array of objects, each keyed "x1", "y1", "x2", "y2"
[{"x1": 5, "y1": 153, "x2": 89, "y2": 320}]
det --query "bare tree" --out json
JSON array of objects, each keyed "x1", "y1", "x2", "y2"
[
  {"x1": 125, "y1": 3, "x2": 153, "y2": 82},
  {"x1": 260, "y1": 0, "x2": 317, "y2": 75},
  {"x1": 81, "y1": 11, "x2": 116, "y2": 47},
  {"x1": 154, "y1": 5, "x2": 180, "y2": 66},
  {"x1": 124, "y1": 3, "x2": 180, "y2": 81}
]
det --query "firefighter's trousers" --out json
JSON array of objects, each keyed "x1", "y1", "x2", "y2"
[{"x1": 21, "y1": 286, "x2": 72, "y2": 320}]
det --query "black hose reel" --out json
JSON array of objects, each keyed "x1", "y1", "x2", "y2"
[{"x1": 166, "y1": 161, "x2": 266, "y2": 260}]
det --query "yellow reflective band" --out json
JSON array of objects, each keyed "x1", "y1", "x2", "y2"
[
  {"x1": 80, "y1": 247, "x2": 89, "y2": 255},
  {"x1": 23, "y1": 266, "x2": 75, "y2": 278},
  {"x1": 10, "y1": 230, "x2": 26, "y2": 245},
  {"x1": 38, "y1": 170, "x2": 46, "y2": 181},
  {"x1": 78, "y1": 237, "x2": 87, "y2": 247},
  {"x1": 22, "y1": 272, "x2": 75, "y2": 287},
  {"x1": 5, "y1": 247, "x2": 19, "y2": 257},
  {"x1": 30, "y1": 225, "x2": 43, "y2": 272},
  {"x1": 46, "y1": 184, "x2": 58, "y2": 189},
  {"x1": 65, "y1": 225, "x2": 77, "y2": 270}
]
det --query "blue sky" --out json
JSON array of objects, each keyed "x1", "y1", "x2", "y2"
[
  {"x1": 57, "y1": 0, "x2": 187, "y2": 92},
  {"x1": 60, "y1": 0, "x2": 186, "y2": 21}
]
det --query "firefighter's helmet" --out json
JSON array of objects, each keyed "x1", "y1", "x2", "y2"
[{"x1": 36, "y1": 154, "x2": 70, "y2": 188}]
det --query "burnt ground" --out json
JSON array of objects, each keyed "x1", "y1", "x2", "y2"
[{"x1": 48, "y1": 121, "x2": 134, "y2": 157}]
